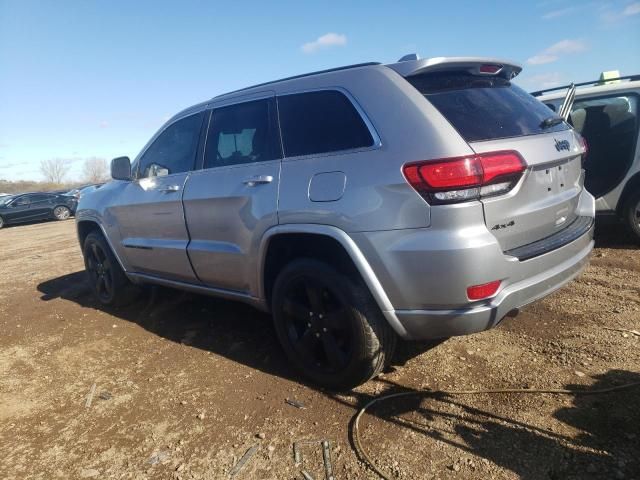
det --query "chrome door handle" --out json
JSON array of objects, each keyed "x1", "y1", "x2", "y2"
[
  {"x1": 243, "y1": 175, "x2": 274, "y2": 186},
  {"x1": 158, "y1": 185, "x2": 181, "y2": 193}
]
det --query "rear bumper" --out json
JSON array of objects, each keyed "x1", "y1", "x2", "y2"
[
  {"x1": 350, "y1": 191, "x2": 595, "y2": 340},
  {"x1": 393, "y1": 228, "x2": 593, "y2": 339}
]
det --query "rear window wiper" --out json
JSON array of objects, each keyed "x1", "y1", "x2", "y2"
[{"x1": 540, "y1": 116, "x2": 564, "y2": 129}]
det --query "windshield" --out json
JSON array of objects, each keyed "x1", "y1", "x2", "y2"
[
  {"x1": 408, "y1": 72, "x2": 569, "y2": 142},
  {"x1": 0, "y1": 195, "x2": 14, "y2": 206}
]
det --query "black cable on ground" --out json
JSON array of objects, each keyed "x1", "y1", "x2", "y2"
[{"x1": 351, "y1": 382, "x2": 640, "y2": 480}]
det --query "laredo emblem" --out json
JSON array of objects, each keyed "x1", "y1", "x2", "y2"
[{"x1": 554, "y1": 138, "x2": 570, "y2": 152}]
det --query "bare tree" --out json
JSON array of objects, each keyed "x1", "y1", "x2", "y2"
[
  {"x1": 40, "y1": 158, "x2": 71, "y2": 184},
  {"x1": 82, "y1": 157, "x2": 109, "y2": 184}
]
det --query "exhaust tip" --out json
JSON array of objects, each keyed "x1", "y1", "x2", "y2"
[{"x1": 506, "y1": 308, "x2": 520, "y2": 318}]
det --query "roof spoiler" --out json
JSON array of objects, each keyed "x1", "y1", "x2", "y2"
[{"x1": 386, "y1": 56, "x2": 522, "y2": 80}]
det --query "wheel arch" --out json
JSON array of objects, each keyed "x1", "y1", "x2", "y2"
[
  {"x1": 258, "y1": 224, "x2": 408, "y2": 337},
  {"x1": 616, "y1": 171, "x2": 640, "y2": 216},
  {"x1": 76, "y1": 219, "x2": 128, "y2": 272}
]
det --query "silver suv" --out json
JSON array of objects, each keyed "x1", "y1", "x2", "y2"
[
  {"x1": 534, "y1": 75, "x2": 640, "y2": 240},
  {"x1": 76, "y1": 56, "x2": 595, "y2": 389}
]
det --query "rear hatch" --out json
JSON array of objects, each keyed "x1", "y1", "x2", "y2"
[{"x1": 403, "y1": 60, "x2": 585, "y2": 252}]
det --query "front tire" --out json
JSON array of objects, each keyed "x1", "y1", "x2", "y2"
[
  {"x1": 83, "y1": 231, "x2": 139, "y2": 306},
  {"x1": 0, "y1": 216, "x2": 4, "y2": 229},
  {"x1": 53, "y1": 206, "x2": 71, "y2": 220},
  {"x1": 271, "y1": 258, "x2": 396, "y2": 390},
  {"x1": 624, "y1": 190, "x2": 640, "y2": 242}
]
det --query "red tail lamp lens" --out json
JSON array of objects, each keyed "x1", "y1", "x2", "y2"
[
  {"x1": 412, "y1": 157, "x2": 482, "y2": 189},
  {"x1": 578, "y1": 134, "x2": 588, "y2": 159},
  {"x1": 467, "y1": 280, "x2": 502, "y2": 300},
  {"x1": 479, "y1": 152, "x2": 526, "y2": 184},
  {"x1": 402, "y1": 151, "x2": 526, "y2": 204}
]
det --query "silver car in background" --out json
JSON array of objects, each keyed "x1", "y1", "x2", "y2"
[
  {"x1": 76, "y1": 56, "x2": 594, "y2": 389},
  {"x1": 534, "y1": 75, "x2": 640, "y2": 240}
]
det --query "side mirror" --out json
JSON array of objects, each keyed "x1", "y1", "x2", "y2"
[{"x1": 111, "y1": 156, "x2": 132, "y2": 181}]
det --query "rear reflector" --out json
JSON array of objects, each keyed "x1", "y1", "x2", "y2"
[
  {"x1": 467, "y1": 280, "x2": 501, "y2": 300},
  {"x1": 403, "y1": 151, "x2": 526, "y2": 204}
]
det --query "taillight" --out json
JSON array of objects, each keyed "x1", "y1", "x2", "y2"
[
  {"x1": 577, "y1": 134, "x2": 588, "y2": 160},
  {"x1": 467, "y1": 280, "x2": 501, "y2": 301},
  {"x1": 402, "y1": 151, "x2": 526, "y2": 204}
]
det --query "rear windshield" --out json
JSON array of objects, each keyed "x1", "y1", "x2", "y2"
[{"x1": 408, "y1": 72, "x2": 569, "y2": 142}]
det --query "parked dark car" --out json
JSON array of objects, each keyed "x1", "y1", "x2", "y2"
[
  {"x1": 66, "y1": 183, "x2": 104, "y2": 199},
  {"x1": 0, "y1": 192, "x2": 78, "y2": 228}
]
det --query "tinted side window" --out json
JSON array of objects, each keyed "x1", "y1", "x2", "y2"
[
  {"x1": 14, "y1": 196, "x2": 30, "y2": 206},
  {"x1": 204, "y1": 98, "x2": 281, "y2": 169},
  {"x1": 31, "y1": 194, "x2": 51, "y2": 202},
  {"x1": 139, "y1": 112, "x2": 203, "y2": 178},
  {"x1": 278, "y1": 91, "x2": 374, "y2": 157}
]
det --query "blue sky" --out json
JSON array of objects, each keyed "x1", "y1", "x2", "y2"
[{"x1": 1, "y1": 0, "x2": 639, "y2": 181}]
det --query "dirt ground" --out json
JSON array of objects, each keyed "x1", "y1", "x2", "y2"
[{"x1": 0, "y1": 219, "x2": 638, "y2": 480}]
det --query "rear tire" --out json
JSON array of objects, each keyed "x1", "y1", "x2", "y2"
[
  {"x1": 53, "y1": 206, "x2": 71, "y2": 220},
  {"x1": 271, "y1": 258, "x2": 397, "y2": 390},
  {"x1": 624, "y1": 190, "x2": 640, "y2": 242},
  {"x1": 83, "y1": 231, "x2": 139, "y2": 306}
]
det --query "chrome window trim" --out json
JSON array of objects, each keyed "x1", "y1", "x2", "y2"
[
  {"x1": 276, "y1": 86, "x2": 383, "y2": 162},
  {"x1": 188, "y1": 158, "x2": 281, "y2": 177},
  {"x1": 207, "y1": 90, "x2": 276, "y2": 110}
]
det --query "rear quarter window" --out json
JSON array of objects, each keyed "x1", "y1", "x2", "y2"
[
  {"x1": 277, "y1": 90, "x2": 374, "y2": 157},
  {"x1": 408, "y1": 72, "x2": 569, "y2": 142}
]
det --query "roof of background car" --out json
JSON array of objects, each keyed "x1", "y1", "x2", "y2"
[{"x1": 536, "y1": 78, "x2": 640, "y2": 101}]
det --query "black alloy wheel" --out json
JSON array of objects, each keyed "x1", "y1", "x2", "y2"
[
  {"x1": 83, "y1": 231, "x2": 140, "y2": 307},
  {"x1": 280, "y1": 274, "x2": 355, "y2": 374},
  {"x1": 85, "y1": 239, "x2": 115, "y2": 303},
  {"x1": 272, "y1": 259, "x2": 396, "y2": 390}
]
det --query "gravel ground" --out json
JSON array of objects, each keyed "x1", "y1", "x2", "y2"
[{"x1": 0, "y1": 219, "x2": 638, "y2": 480}]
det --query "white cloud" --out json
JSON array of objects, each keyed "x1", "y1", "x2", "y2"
[
  {"x1": 601, "y1": 2, "x2": 640, "y2": 24},
  {"x1": 527, "y1": 39, "x2": 587, "y2": 65},
  {"x1": 528, "y1": 54, "x2": 559, "y2": 65},
  {"x1": 623, "y1": 2, "x2": 640, "y2": 16},
  {"x1": 99, "y1": 121, "x2": 109, "y2": 128},
  {"x1": 521, "y1": 72, "x2": 564, "y2": 89},
  {"x1": 301, "y1": 33, "x2": 347, "y2": 54},
  {"x1": 542, "y1": 7, "x2": 576, "y2": 19}
]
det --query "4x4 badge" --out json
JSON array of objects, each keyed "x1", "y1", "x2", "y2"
[
  {"x1": 491, "y1": 220, "x2": 515, "y2": 231},
  {"x1": 554, "y1": 139, "x2": 570, "y2": 152}
]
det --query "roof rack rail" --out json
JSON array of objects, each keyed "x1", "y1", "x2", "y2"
[
  {"x1": 531, "y1": 74, "x2": 640, "y2": 96},
  {"x1": 213, "y1": 62, "x2": 381, "y2": 99}
]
